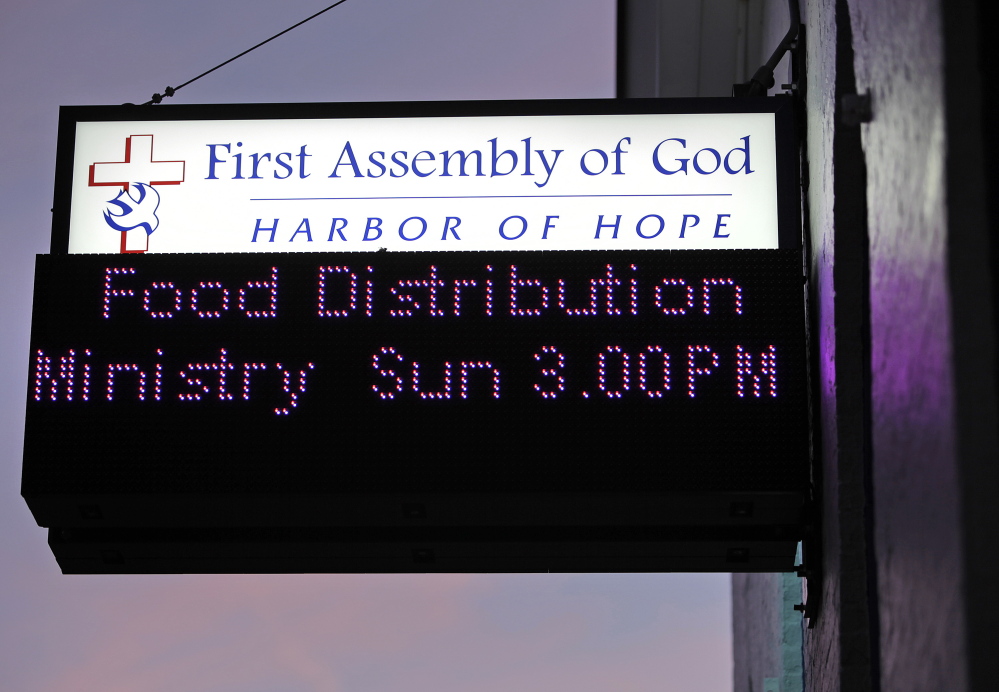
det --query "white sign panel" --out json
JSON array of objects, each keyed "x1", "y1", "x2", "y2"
[{"x1": 64, "y1": 108, "x2": 781, "y2": 254}]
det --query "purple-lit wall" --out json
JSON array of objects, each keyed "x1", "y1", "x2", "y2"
[
  {"x1": 854, "y1": 0, "x2": 999, "y2": 689},
  {"x1": 850, "y1": 2, "x2": 963, "y2": 690},
  {"x1": 730, "y1": 0, "x2": 999, "y2": 691}
]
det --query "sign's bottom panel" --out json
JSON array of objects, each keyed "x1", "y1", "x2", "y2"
[
  {"x1": 49, "y1": 525, "x2": 801, "y2": 574},
  {"x1": 27, "y1": 491, "x2": 806, "y2": 529}
]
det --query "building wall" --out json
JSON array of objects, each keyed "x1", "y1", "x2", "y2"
[
  {"x1": 847, "y1": 2, "x2": 966, "y2": 691},
  {"x1": 618, "y1": 0, "x2": 767, "y2": 97},
  {"x1": 943, "y1": 2, "x2": 999, "y2": 689},
  {"x1": 732, "y1": 570, "x2": 804, "y2": 692},
  {"x1": 620, "y1": 1, "x2": 998, "y2": 689},
  {"x1": 730, "y1": 0, "x2": 998, "y2": 690}
]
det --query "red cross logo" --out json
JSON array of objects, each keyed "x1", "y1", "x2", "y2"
[
  {"x1": 89, "y1": 134, "x2": 186, "y2": 189},
  {"x1": 89, "y1": 135, "x2": 186, "y2": 253}
]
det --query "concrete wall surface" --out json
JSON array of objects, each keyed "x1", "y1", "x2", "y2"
[
  {"x1": 733, "y1": 571, "x2": 804, "y2": 692},
  {"x1": 850, "y1": 0, "x2": 997, "y2": 690},
  {"x1": 733, "y1": 0, "x2": 998, "y2": 691},
  {"x1": 847, "y1": 1, "x2": 964, "y2": 690}
]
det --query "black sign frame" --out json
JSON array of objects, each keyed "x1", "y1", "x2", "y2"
[{"x1": 28, "y1": 98, "x2": 807, "y2": 574}]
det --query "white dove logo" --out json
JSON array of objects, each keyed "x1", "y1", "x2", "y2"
[{"x1": 103, "y1": 183, "x2": 161, "y2": 236}]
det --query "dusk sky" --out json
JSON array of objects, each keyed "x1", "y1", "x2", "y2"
[{"x1": 0, "y1": 2, "x2": 733, "y2": 690}]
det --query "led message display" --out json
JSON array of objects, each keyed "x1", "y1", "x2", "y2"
[{"x1": 23, "y1": 249, "x2": 808, "y2": 532}]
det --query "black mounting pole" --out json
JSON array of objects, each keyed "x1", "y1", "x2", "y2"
[{"x1": 734, "y1": 0, "x2": 801, "y2": 97}]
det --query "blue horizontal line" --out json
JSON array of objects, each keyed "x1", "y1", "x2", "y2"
[{"x1": 249, "y1": 193, "x2": 733, "y2": 201}]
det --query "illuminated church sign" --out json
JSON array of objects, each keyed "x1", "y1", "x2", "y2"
[
  {"x1": 57, "y1": 99, "x2": 798, "y2": 254},
  {"x1": 25, "y1": 99, "x2": 807, "y2": 573}
]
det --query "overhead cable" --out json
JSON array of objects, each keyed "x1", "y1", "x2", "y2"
[{"x1": 138, "y1": 0, "x2": 353, "y2": 105}]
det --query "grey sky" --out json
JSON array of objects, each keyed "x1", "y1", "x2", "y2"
[{"x1": 0, "y1": 3, "x2": 732, "y2": 691}]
